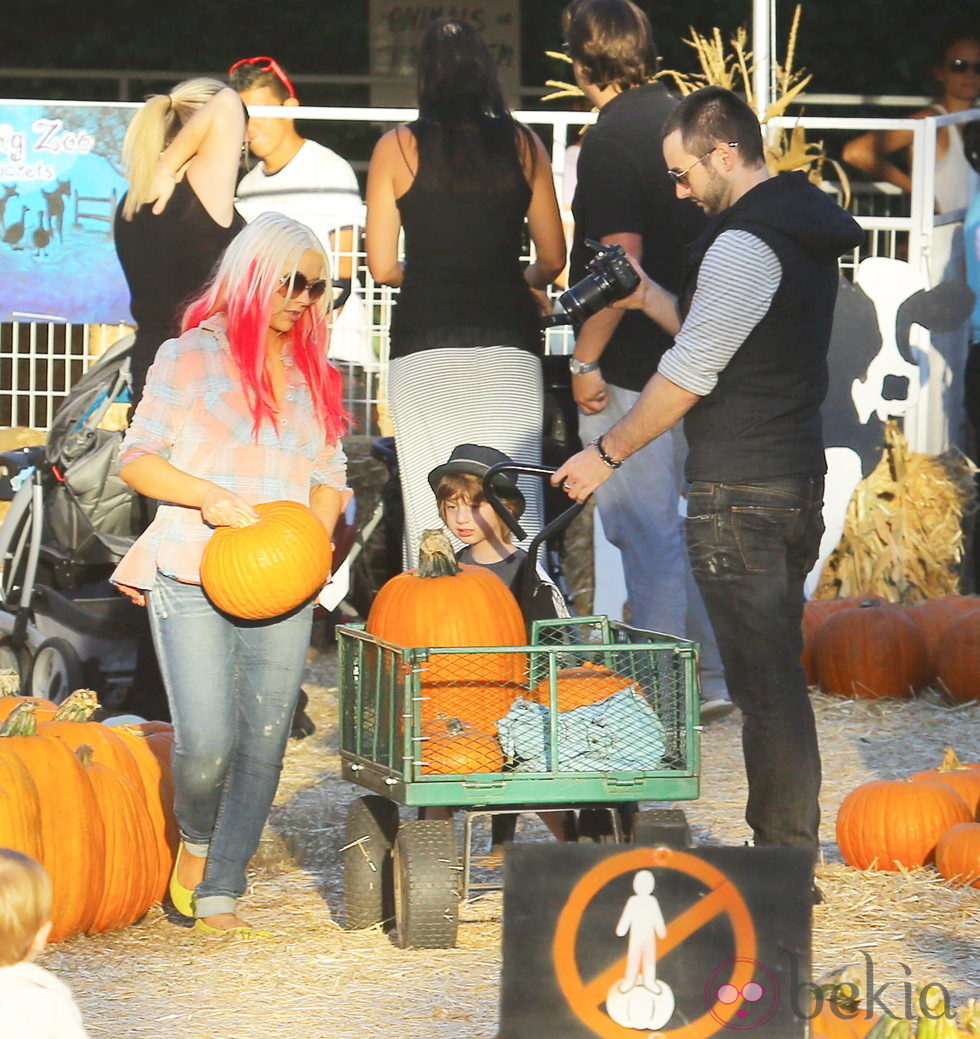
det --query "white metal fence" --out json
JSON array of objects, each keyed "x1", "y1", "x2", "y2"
[{"x1": 1, "y1": 102, "x2": 976, "y2": 451}]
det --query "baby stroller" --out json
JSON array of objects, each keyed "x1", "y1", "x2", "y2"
[{"x1": 0, "y1": 333, "x2": 149, "y2": 708}]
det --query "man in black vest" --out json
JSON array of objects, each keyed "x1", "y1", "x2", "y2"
[{"x1": 555, "y1": 86, "x2": 864, "y2": 854}]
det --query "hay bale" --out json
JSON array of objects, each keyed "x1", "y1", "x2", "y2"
[{"x1": 816, "y1": 420, "x2": 977, "y2": 603}]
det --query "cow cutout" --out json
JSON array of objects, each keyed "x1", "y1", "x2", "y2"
[{"x1": 810, "y1": 256, "x2": 975, "y2": 594}]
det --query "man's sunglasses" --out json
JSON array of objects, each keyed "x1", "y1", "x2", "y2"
[
  {"x1": 277, "y1": 272, "x2": 327, "y2": 302},
  {"x1": 666, "y1": 142, "x2": 739, "y2": 186},
  {"x1": 948, "y1": 59, "x2": 980, "y2": 75},
  {"x1": 228, "y1": 56, "x2": 296, "y2": 98}
]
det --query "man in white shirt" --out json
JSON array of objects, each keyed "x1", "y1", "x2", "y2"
[{"x1": 228, "y1": 56, "x2": 373, "y2": 368}]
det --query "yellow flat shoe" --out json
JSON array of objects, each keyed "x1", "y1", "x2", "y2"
[
  {"x1": 193, "y1": 919, "x2": 273, "y2": 940},
  {"x1": 168, "y1": 844, "x2": 196, "y2": 917}
]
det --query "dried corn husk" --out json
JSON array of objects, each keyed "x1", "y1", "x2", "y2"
[{"x1": 816, "y1": 420, "x2": 977, "y2": 602}]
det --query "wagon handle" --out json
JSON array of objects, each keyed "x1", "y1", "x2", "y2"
[{"x1": 482, "y1": 461, "x2": 585, "y2": 627}]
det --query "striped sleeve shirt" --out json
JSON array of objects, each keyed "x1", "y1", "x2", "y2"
[
  {"x1": 658, "y1": 229, "x2": 782, "y2": 396},
  {"x1": 111, "y1": 315, "x2": 350, "y2": 590}
]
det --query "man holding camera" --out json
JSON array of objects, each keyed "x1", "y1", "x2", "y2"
[
  {"x1": 562, "y1": 0, "x2": 730, "y2": 718},
  {"x1": 555, "y1": 86, "x2": 864, "y2": 855}
]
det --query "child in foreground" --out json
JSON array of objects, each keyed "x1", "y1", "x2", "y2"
[
  {"x1": 0, "y1": 848, "x2": 90, "y2": 1038},
  {"x1": 428, "y1": 444, "x2": 576, "y2": 846}
]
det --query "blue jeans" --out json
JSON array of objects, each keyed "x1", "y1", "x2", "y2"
[
  {"x1": 684, "y1": 477, "x2": 824, "y2": 848},
  {"x1": 147, "y1": 574, "x2": 312, "y2": 917},
  {"x1": 579, "y1": 387, "x2": 727, "y2": 700}
]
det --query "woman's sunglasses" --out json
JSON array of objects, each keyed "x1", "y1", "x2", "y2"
[
  {"x1": 277, "y1": 272, "x2": 327, "y2": 302},
  {"x1": 228, "y1": 56, "x2": 297, "y2": 98},
  {"x1": 948, "y1": 59, "x2": 980, "y2": 75}
]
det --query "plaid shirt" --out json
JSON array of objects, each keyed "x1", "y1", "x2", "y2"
[{"x1": 111, "y1": 315, "x2": 349, "y2": 590}]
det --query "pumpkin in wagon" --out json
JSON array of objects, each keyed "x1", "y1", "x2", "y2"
[
  {"x1": 366, "y1": 529, "x2": 526, "y2": 683},
  {"x1": 200, "y1": 499, "x2": 331, "y2": 620},
  {"x1": 528, "y1": 661, "x2": 636, "y2": 712},
  {"x1": 421, "y1": 716, "x2": 505, "y2": 775}
]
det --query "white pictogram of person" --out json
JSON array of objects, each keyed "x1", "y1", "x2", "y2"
[{"x1": 605, "y1": 870, "x2": 675, "y2": 1031}]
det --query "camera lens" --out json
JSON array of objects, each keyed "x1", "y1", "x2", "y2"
[{"x1": 558, "y1": 273, "x2": 611, "y2": 324}]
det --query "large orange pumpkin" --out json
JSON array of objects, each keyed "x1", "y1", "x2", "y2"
[
  {"x1": 0, "y1": 702, "x2": 105, "y2": 940},
  {"x1": 200, "y1": 500, "x2": 332, "y2": 620},
  {"x1": 909, "y1": 746, "x2": 980, "y2": 818},
  {"x1": 420, "y1": 716, "x2": 505, "y2": 775},
  {"x1": 77, "y1": 746, "x2": 159, "y2": 934},
  {"x1": 812, "y1": 602, "x2": 930, "y2": 699},
  {"x1": 800, "y1": 597, "x2": 884, "y2": 685},
  {"x1": 907, "y1": 596, "x2": 980, "y2": 679},
  {"x1": 528, "y1": 661, "x2": 636, "y2": 712},
  {"x1": 935, "y1": 610, "x2": 980, "y2": 704},
  {"x1": 935, "y1": 822, "x2": 980, "y2": 887},
  {"x1": 366, "y1": 529, "x2": 527, "y2": 683},
  {"x1": 836, "y1": 778, "x2": 973, "y2": 871},
  {"x1": 0, "y1": 741, "x2": 42, "y2": 862}
]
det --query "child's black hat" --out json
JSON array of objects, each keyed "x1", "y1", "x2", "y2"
[{"x1": 427, "y1": 444, "x2": 526, "y2": 517}]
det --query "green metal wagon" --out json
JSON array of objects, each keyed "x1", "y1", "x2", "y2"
[{"x1": 337, "y1": 613, "x2": 702, "y2": 949}]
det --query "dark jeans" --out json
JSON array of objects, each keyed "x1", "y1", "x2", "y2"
[{"x1": 685, "y1": 476, "x2": 824, "y2": 848}]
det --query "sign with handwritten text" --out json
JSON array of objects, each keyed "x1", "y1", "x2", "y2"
[{"x1": 368, "y1": 1, "x2": 521, "y2": 108}]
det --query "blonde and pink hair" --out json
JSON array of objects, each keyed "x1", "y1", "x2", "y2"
[{"x1": 182, "y1": 212, "x2": 348, "y2": 440}]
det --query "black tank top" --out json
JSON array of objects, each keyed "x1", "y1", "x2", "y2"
[
  {"x1": 114, "y1": 177, "x2": 244, "y2": 337},
  {"x1": 388, "y1": 126, "x2": 543, "y2": 358}
]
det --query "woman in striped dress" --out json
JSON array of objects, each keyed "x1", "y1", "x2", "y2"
[{"x1": 366, "y1": 17, "x2": 566, "y2": 566}]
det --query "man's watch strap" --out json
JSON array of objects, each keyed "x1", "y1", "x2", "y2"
[{"x1": 569, "y1": 357, "x2": 601, "y2": 376}]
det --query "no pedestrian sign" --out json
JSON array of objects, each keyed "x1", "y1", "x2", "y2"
[{"x1": 500, "y1": 844, "x2": 813, "y2": 1038}]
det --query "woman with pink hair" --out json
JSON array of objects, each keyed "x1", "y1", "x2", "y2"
[{"x1": 112, "y1": 212, "x2": 349, "y2": 938}]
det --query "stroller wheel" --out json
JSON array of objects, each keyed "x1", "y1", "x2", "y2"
[{"x1": 27, "y1": 637, "x2": 85, "y2": 705}]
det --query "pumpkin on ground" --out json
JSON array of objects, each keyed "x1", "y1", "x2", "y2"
[
  {"x1": 420, "y1": 716, "x2": 505, "y2": 775},
  {"x1": 906, "y1": 595, "x2": 980, "y2": 679},
  {"x1": 836, "y1": 778, "x2": 973, "y2": 871},
  {"x1": 0, "y1": 741, "x2": 42, "y2": 862},
  {"x1": 366, "y1": 529, "x2": 527, "y2": 684},
  {"x1": 800, "y1": 597, "x2": 884, "y2": 685},
  {"x1": 812, "y1": 601, "x2": 930, "y2": 699},
  {"x1": 0, "y1": 701, "x2": 105, "y2": 940},
  {"x1": 528, "y1": 661, "x2": 636, "y2": 712},
  {"x1": 200, "y1": 499, "x2": 332, "y2": 620},
  {"x1": 76, "y1": 746, "x2": 160, "y2": 934},
  {"x1": 934, "y1": 822, "x2": 980, "y2": 887},
  {"x1": 0, "y1": 665, "x2": 58, "y2": 723},
  {"x1": 110, "y1": 725, "x2": 178, "y2": 902},
  {"x1": 935, "y1": 610, "x2": 980, "y2": 704},
  {"x1": 909, "y1": 746, "x2": 980, "y2": 818}
]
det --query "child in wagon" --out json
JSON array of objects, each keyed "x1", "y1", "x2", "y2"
[
  {"x1": 428, "y1": 443, "x2": 567, "y2": 625},
  {"x1": 427, "y1": 444, "x2": 576, "y2": 846},
  {"x1": 0, "y1": 848, "x2": 90, "y2": 1038}
]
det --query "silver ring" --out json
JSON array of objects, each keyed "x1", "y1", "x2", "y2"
[{"x1": 562, "y1": 481, "x2": 571, "y2": 491}]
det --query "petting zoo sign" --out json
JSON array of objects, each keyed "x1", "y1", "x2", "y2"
[
  {"x1": 500, "y1": 844, "x2": 814, "y2": 1038},
  {"x1": 0, "y1": 99, "x2": 132, "y2": 324}
]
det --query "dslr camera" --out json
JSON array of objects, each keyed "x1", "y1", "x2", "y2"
[{"x1": 558, "y1": 239, "x2": 640, "y2": 324}]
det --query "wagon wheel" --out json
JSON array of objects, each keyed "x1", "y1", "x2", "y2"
[
  {"x1": 343, "y1": 795, "x2": 400, "y2": 931},
  {"x1": 27, "y1": 637, "x2": 85, "y2": 704},
  {"x1": 392, "y1": 819, "x2": 460, "y2": 949}
]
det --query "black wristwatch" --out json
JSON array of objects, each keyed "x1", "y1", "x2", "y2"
[{"x1": 569, "y1": 357, "x2": 601, "y2": 376}]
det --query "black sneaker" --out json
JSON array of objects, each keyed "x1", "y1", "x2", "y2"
[{"x1": 289, "y1": 689, "x2": 316, "y2": 740}]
